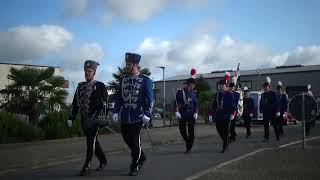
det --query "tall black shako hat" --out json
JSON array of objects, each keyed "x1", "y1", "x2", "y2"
[
  {"x1": 184, "y1": 68, "x2": 196, "y2": 84},
  {"x1": 84, "y1": 60, "x2": 100, "y2": 71},
  {"x1": 125, "y1": 52, "x2": 141, "y2": 64}
]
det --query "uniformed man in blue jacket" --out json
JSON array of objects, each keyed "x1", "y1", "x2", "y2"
[
  {"x1": 68, "y1": 60, "x2": 108, "y2": 176},
  {"x1": 211, "y1": 78, "x2": 236, "y2": 153},
  {"x1": 260, "y1": 77, "x2": 280, "y2": 142},
  {"x1": 112, "y1": 52, "x2": 154, "y2": 176},
  {"x1": 242, "y1": 87, "x2": 254, "y2": 137},
  {"x1": 175, "y1": 74, "x2": 198, "y2": 154},
  {"x1": 276, "y1": 81, "x2": 288, "y2": 136}
]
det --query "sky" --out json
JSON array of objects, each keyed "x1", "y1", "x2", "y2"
[{"x1": 0, "y1": 0, "x2": 320, "y2": 101}]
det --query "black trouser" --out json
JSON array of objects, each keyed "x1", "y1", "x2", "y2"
[
  {"x1": 216, "y1": 117, "x2": 230, "y2": 150},
  {"x1": 243, "y1": 115, "x2": 252, "y2": 136},
  {"x1": 229, "y1": 119, "x2": 236, "y2": 140},
  {"x1": 263, "y1": 116, "x2": 279, "y2": 140},
  {"x1": 121, "y1": 121, "x2": 145, "y2": 168},
  {"x1": 82, "y1": 127, "x2": 107, "y2": 169},
  {"x1": 179, "y1": 116, "x2": 195, "y2": 151},
  {"x1": 276, "y1": 113, "x2": 284, "y2": 135}
]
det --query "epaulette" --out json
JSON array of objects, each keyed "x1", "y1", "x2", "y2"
[{"x1": 141, "y1": 74, "x2": 151, "y2": 79}]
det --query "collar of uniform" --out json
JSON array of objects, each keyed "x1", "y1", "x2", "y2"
[{"x1": 129, "y1": 71, "x2": 140, "y2": 78}]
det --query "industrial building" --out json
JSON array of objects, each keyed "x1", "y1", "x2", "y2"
[{"x1": 153, "y1": 64, "x2": 320, "y2": 105}]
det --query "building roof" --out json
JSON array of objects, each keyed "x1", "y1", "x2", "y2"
[
  {"x1": 0, "y1": 62, "x2": 60, "y2": 69},
  {"x1": 155, "y1": 64, "x2": 320, "y2": 83}
]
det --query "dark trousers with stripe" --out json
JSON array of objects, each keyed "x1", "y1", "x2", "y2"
[
  {"x1": 83, "y1": 127, "x2": 107, "y2": 168},
  {"x1": 121, "y1": 121, "x2": 145, "y2": 168},
  {"x1": 179, "y1": 116, "x2": 195, "y2": 151},
  {"x1": 243, "y1": 115, "x2": 252, "y2": 136},
  {"x1": 216, "y1": 117, "x2": 229, "y2": 150},
  {"x1": 263, "y1": 116, "x2": 279, "y2": 140},
  {"x1": 276, "y1": 114, "x2": 284, "y2": 135}
]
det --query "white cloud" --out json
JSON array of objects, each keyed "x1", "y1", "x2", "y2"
[
  {"x1": 0, "y1": 25, "x2": 73, "y2": 62},
  {"x1": 59, "y1": 42, "x2": 105, "y2": 71},
  {"x1": 101, "y1": 0, "x2": 166, "y2": 22},
  {"x1": 100, "y1": 13, "x2": 113, "y2": 26},
  {"x1": 60, "y1": 0, "x2": 212, "y2": 23},
  {"x1": 60, "y1": 0, "x2": 89, "y2": 17},
  {"x1": 135, "y1": 34, "x2": 320, "y2": 79},
  {"x1": 284, "y1": 46, "x2": 320, "y2": 65}
]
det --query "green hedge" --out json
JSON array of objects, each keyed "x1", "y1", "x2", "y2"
[
  {"x1": 0, "y1": 111, "x2": 43, "y2": 143},
  {"x1": 0, "y1": 110, "x2": 120, "y2": 144},
  {"x1": 39, "y1": 110, "x2": 83, "y2": 139}
]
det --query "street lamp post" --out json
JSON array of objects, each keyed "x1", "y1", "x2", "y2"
[
  {"x1": 256, "y1": 70, "x2": 261, "y2": 91},
  {"x1": 157, "y1": 66, "x2": 166, "y2": 127}
]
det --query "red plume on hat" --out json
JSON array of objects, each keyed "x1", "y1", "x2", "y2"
[
  {"x1": 190, "y1": 68, "x2": 196, "y2": 78},
  {"x1": 224, "y1": 72, "x2": 231, "y2": 82}
]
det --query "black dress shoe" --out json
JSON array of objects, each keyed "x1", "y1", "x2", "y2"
[
  {"x1": 129, "y1": 166, "x2": 138, "y2": 176},
  {"x1": 80, "y1": 167, "x2": 89, "y2": 176},
  {"x1": 137, "y1": 157, "x2": 146, "y2": 170},
  {"x1": 184, "y1": 149, "x2": 191, "y2": 154},
  {"x1": 96, "y1": 162, "x2": 107, "y2": 171},
  {"x1": 220, "y1": 148, "x2": 227, "y2": 153}
]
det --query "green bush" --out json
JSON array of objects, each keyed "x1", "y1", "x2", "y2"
[
  {"x1": 0, "y1": 111, "x2": 43, "y2": 143},
  {"x1": 39, "y1": 110, "x2": 83, "y2": 139}
]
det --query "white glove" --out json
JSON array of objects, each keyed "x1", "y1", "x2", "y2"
[
  {"x1": 175, "y1": 112, "x2": 181, "y2": 119},
  {"x1": 67, "y1": 120, "x2": 73, "y2": 128},
  {"x1": 193, "y1": 113, "x2": 198, "y2": 120},
  {"x1": 142, "y1": 115, "x2": 150, "y2": 123},
  {"x1": 112, "y1": 113, "x2": 119, "y2": 123},
  {"x1": 208, "y1": 115, "x2": 213, "y2": 122},
  {"x1": 250, "y1": 113, "x2": 253, "y2": 118},
  {"x1": 276, "y1": 112, "x2": 280, "y2": 117},
  {"x1": 230, "y1": 114, "x2": 235, "y2": 121}
]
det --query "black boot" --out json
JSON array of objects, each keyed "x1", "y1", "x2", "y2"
[
  {"x1": 137, "y1": 156, "x2": 146, "y2": 170},
  {"x1": 220, "y1": 142, "x2": 228, "y2": 153},
  {"x1": 80, "y1": 166, "x2": 89, "y2": 176},
  {"x1": 129, "y1": 164, "x2": 139, "y2": 176},
  {"x1": 96, "y1": 161, "x2": 107, "y2": 171}
]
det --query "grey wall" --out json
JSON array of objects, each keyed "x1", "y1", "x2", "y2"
[{"x1": 153, "y1": 70, "x2": 320, "y2": 105}]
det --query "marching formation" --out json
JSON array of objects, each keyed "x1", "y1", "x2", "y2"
[{"x1": 67, "y1": 52, "x2": 314, "y2": 177}]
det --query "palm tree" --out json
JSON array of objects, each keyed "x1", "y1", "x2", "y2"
[{"x1": 0, "y1": 67, "x2": 68, "y2": 125}]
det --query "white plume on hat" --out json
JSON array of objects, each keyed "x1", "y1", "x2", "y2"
[
  {"x1": 307, "y1": 84, "x2": 311, "y2": 90},
  {"x1": 277, "y1": 81, "x2": 282, "y2": 86},
  {"x1": 243, "y1": 86, "x2": 249, "y2": 91},
  {"x1": 266, "y1": 76, "x2": 271, "y2": 84}
]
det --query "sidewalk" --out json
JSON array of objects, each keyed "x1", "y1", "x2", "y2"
[
  {"x1": 196, "y1": 138, "x2": 320, "y2": 180},
  {"x1": 0, "y1": 124, "x2": 210, "y2": 174}
]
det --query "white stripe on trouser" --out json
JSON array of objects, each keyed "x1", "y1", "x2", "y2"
[
  {"x1": 89, "y1": 130, "x2": 98, "y2": 167},
  {"x1": 136, "y1": 126, "x2": 143, "y2": 163}
]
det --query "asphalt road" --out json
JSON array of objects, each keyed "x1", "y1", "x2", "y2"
[{"x1": 1, "y1": 124, "x2": 319, "y2": 180}]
